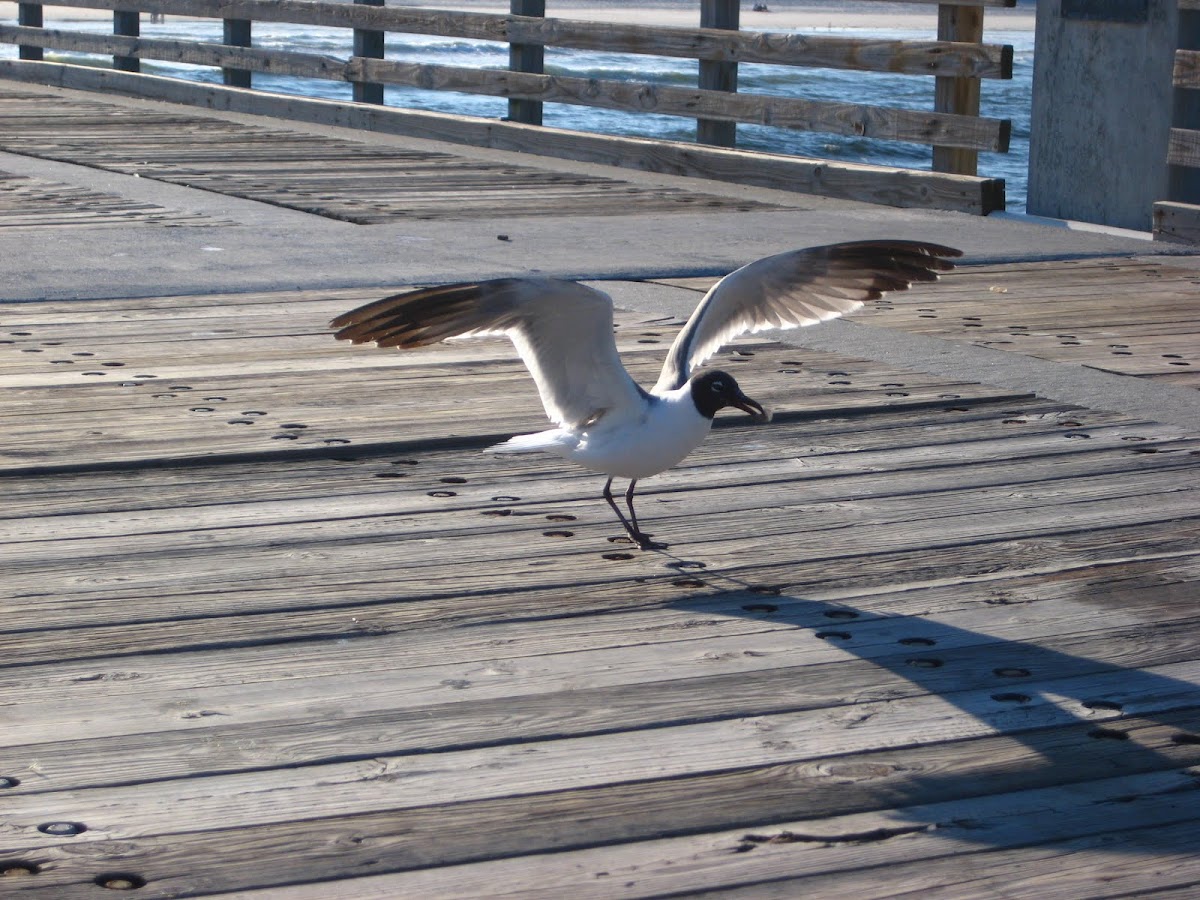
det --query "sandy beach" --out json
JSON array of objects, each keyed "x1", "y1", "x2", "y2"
[
  {"x1": 414, "y1": 2, "x2": 1035, "y2": 32},
  {"x1": 1, "y1": 1, "x2": 1036, "y2": 32}
]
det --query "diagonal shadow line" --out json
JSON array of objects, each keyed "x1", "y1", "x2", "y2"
[{"x1": 664, "y1": 561, "x2": 1200, "y2": 854}]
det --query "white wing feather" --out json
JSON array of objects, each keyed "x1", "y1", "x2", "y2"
[
  {"x1": 331, "y1": 278, "x2": 646, "y2": 429},
  {"x1": 653, "y1": 240, "x2": 960, "y2": 394}
]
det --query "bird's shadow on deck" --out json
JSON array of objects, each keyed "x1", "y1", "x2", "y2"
[{"x1": 664, "y1": 569, "x2": 1200, "y2": 854}]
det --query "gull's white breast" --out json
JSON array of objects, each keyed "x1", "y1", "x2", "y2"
[{"x1": 567, "y1": 386, "x2": 713, "y2": 480}]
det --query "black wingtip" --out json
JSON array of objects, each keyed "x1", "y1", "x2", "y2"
[
  {"x1": 830, "y1": 239, "x2": 963, "y2": 260},
  {"x1": 329, "y1": 282, "x2": 493, "y2": 347}
]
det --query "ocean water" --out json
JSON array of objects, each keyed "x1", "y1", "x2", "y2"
[{"x1": 6, "y1": 16, "x2": 1034, "y2": 210}]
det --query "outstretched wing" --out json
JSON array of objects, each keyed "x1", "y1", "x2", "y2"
[
  {"x1": 331, "y1": 277, "x2": 646, "y2": 429},
  {"x1": 653, "y1": 240, "x2": 961, "y2": 393}
]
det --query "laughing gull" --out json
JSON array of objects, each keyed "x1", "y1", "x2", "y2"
[{"x1": 331, "y1": 240, "x2": 960, "y2": 549}]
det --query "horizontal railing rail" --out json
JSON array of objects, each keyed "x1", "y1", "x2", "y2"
[
  {"x1": 1154, "y1": 46, "x2": 1200, "y2": 240},
  {"x1": 1, "y1": 0, "x2": 1014, "y2": 207},
  {"x1": 0, "y1": 24, "x2": 1010, "y2": 151},
  {"x1": 16, "y1": 0, "x2": 1015, "y2": 78},
  {"x1": 1171, "y1": 47, "x2": 1200, "y2": 170}
]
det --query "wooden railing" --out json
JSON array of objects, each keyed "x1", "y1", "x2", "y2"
[
  {"x1": 1154, "y1": 34, "x2": 1200, "y2": 241},
  {"x1": 0, "y1": 0, "x2": 1014, "y2": 212}
]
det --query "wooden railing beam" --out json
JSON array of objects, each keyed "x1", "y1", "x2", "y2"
[
  {"x1": 697, "y1": 0, "x2": 737, "y2": 147},
  {"x1": 23, "y1": 0, "x2": 1012, "y2": 80},
  {"x1": 222, "y1": 17, "x2": 251, "y2": 88},
  {"x1": 112, "y1": 8, "x2": 139, "y2": 72},
  {"x1": 507, "y1": 0, "x2": 544, "y2": 125},
  {"x1": 933, "y1": 3, "x2": 983, "y2": 175},
  {"x1": 1174, "y1": 49, "x2": 1200, "y2": 88},
  {"x1": 0, "y1": 24, "x2": 1009, "y2": 153},
  {"x1": 860, "y1": 0, "x2": 1013, "y2": 5},
  {"x1": 352, "y1": 0, "x2": 384, "y2": 104},
  {"x1": 17, "y1": 2, "x2": 41, "y2": 60}
]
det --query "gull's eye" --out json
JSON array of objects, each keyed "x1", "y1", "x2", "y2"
[{"x1": 710, "y1": 379, "x2": 725, "y2": 393}]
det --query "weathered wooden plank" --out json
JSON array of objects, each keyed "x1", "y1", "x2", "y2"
[
  {"x1": 0, "y1": 353, "x2": 1002, "y2": 412},
  {"x1": 671, "y1": 818, "x2": 1200, "y2": 899},
  {"x1": 4, "y1": 488, "x2": 1197, "y2": 669},
  {"x1": 6, "y1": 570, "x2": 1197, "y2": 749},
  {"x1": 0, "y1": 389, "x2": 1026, "y2": 471},
  {"x1": 354, "y1": 58, "x2": 1010, "y2": 151},
  {"x1": 160, "y1": 769, "x2": 1200, "y2": 900},
  {"x1": 4, "y1": 460, "x2": 1190, "y2": 602},
  {"x1": 26, "y1": 0, "x2": 1014, "y2": 78},
  {"x1": 4, "y1": 515, "x2": 1194, "y2": 669},
  {"x1": 4, "y1": 446, "x2": 1194, "y2": 552},
  {"x1": 830, "y1": 258, "x2": 1200, "y2": 386},
  {"x1": 1, "y1": 400, "x2": 1181, "y2": 514},
  {"x1": 3, "y1": 559, "x2": 1197, "y2": 802},
  {"x1": 1, "y1": 329, "x2": 1037, "y2": 468},
  {"x1": 1154, "y1": 200, "x2": 1200, "y2": 245},
  {"x1": 1174, "y1": 48, "x2": 1200, "y2": 89},
  {"x1": 13, "y1": 525, "x2": 1192, "y2": 669},
  {"x1": 0, "y1": 387, "x2": 1179, "y2": 515},
  {"x1": 6, "y1": 416, "x2": 1189, "y2": 539},
  {"x1": 1167, "y1": 126, "x2": 1200, "y2": 169},
  {"x1": 7, "y1": 654, "x2": 1200, "y2": 848},
  {"x1": 2, "y1": 710, "x2": 1197, "y2": 898},
  {"x1": 0, "y1": 312, "x2": 1183, "y2": 501},
  {"x1": 0, "y1": 24, "x2": 352, "y2": 79}
]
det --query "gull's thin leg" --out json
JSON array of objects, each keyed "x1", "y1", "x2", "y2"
[
  {"x1": 603, "y1": 477, "x2": 638, "y2": 541},
  {"x1": 625, "y1": 479, "x2": 667, "y2": 551},
  {"x1": 602, "y1": 477, "x2": 664, "y2": 550},
  {"x1": 624, "y1": 480, "x2": 641, "y2": 534}
]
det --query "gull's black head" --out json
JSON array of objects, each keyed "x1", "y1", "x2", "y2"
[{"x1": 689, "y1": 370, "x2": 768, "y2": 421}]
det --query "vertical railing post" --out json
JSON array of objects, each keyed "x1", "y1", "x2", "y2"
[
  {"x1": 353, "y1": 0, "x2": 385, "y2": 104},
  {"x1": 223, "y1": 18, "x2": 252, "y2": 88},
  {"x1": 697, "y1": 0, "x2": 738, "y2": 147},
  {"x1": 113, "y1": 8, "x2": 140, "y2": 72},
  {"x1": 17, "y1": 3, "x2": 43, "y2": 61},
  {"x1": 933, "y1": 3, "x2": 983, "y2": 175},
  {"x1": 508, "y1": 0, "x2": 544, "y2": 125}
]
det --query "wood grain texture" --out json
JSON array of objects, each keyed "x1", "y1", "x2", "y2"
[
  {"x1": 1, "y1": 261, "x2": 1198, "y2": 898},
  {"x1": 1174, "y1": 49, "x2": 1200, "y2": 89},
  {"x1": 667, "y1": 258, "x2": 1200, "y2": 388},
  {"x1": 1168, "y1": 127, "x2": 1200, "y2": 170},
  {"x1": 933, "y1": 3, "x2": 985, "y2": 174},
  {"x1": 1153, "y1": 200, "x2": 1200, "y2": 244},
  {"x1": 0, "y1": 89, "x2": 778, "y2": 223},
  {"x1": 0, "y1": 170, "x2": 233, "y2": 228}
]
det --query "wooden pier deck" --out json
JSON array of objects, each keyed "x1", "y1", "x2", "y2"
[
  {"x1": 2, "y1": 83, "x2": 1200, "y2": 900},
  {"x1": 4, "y1": 264, "x2": 1200, "y2": 898}
]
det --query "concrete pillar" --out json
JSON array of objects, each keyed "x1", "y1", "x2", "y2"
[{"x1": 1028, "y1": 0, "x2": 1197, "y2": 230}]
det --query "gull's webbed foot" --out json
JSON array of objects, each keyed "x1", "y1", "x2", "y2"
[{"x1": 631, "y1": 531, "x2": 668, "y2": 551}]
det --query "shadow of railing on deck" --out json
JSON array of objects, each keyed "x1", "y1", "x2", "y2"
[{"x1": 661, "y1": 567, "x2": 1200, "y2": 854}]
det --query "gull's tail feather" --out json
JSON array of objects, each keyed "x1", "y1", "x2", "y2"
[{"x1": 486, "y1": 430, "x2": 579, "y2": 455}]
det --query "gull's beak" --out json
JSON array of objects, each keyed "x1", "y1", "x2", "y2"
[{"x1": 732, "y1": 391, "x2": 771, "y2": 424}]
